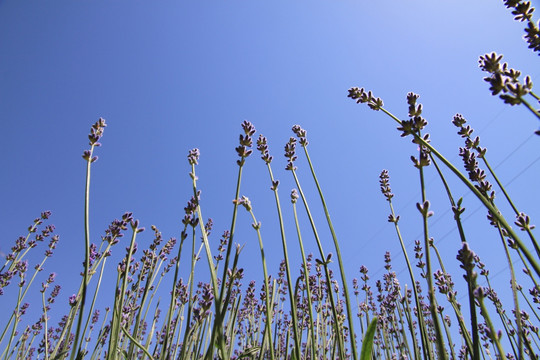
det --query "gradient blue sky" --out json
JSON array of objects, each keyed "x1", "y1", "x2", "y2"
[{"x1": 1, "y1": 0, "x2": 539, "y2": 341}]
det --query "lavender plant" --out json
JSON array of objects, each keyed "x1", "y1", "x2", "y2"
[{"x1": 1, "y1": 1, "x2": 539, "y2": 359}]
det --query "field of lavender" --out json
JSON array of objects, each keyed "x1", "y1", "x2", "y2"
[{"x1": 1, "y1": 1, "x2": 540, "y2": 359}]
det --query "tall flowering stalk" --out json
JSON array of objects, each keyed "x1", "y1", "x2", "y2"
[
  {"x1": 107, "y1": 219, "x2": 145, "y2": 359},
  {"x1": 478, "y1": 52, "x2": 540, "y2": 129},
  {"x1": 291, "y1": 125, "x2": 358, "y2": 360},
  {"x1": 452, "y1": 113, "x2": 539, "y2": 257},
  {"x1": 401, "y1": 93, "x2": 447, "y2": 359},
  {"x1": 378, "y1": 170, "x2": 425, "y2": 360},
  {"x1": 186, "y1": 148, "x2": 225, "y2": 360},
  {"x1": 283, "y1": 136, "x2": 346, "y2": 359},
  {"x1": 256, "y1": 134, "x2": 302, "y2": 360},
  {"x1": 348, "y1": 81, "x2": 539, "y2": 359},
  {"x1": 159, "y1": 208, "x2": 188, "y2": 358},
  {"x1": 1, "y1": 110, "x2": 539, "y2": 358},
  {"x1": 217, "y1": 120, "x2": 256, "y2": 295},
  {"x1": 290, "y1": 189, "x2": 318, "y2": 360},
  {"x1": 237, "y1": 196, "x2": 275, "y2": 360},
  {"x1": 347, "y1": 87, "x2": 540, "y2": 278},
  {"x1": 71, "y1": 118, "x2": 107, "y2": 360}
]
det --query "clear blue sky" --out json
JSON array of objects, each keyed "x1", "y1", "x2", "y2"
[{"x1": 1, "y1": 0, "x2": 539, "y2": 343}]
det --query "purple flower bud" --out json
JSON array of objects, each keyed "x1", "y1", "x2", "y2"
[{"x1": 187, "y1": 148, "x2": 200, "y2": 165}]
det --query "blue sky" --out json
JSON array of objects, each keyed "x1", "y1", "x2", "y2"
[{"x1": 1, "y1": 0, "x2": 539, "y2": 344}]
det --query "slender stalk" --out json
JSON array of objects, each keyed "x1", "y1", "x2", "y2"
[
  {"x1": 241, "y1": 199, "x2": 275, "y2": 360},
  {"x1": 127, "y1": 256, "x2": 157, "y2": 358},
  {"x1": 2, "y1": 285, "x2": 24, "y2": 360},
  {"x1": 480, "y1": 156, "x2": 539, "y2": 257},
  {"x1": 107, "y1": 224, "x2": 140, "y2": 359},
  {"x1": 265, "y1": 162, "x2": 302, "y2": 360},
  {"x1": 161, "y1": 225, "x2": 187, "y2": 359},
  {"x1": 290, "y1": 169, "x2": 345, "y2": 359},
  {"x1": 188, "y1": 163, "x2": 225, "y2": 359},
  {"x1": 386, "y1": 199, "x2": 429, "y2": 359},
  {"x1": 476, "y1": 291, "x2": 507, "y2": 360},
  {"x1": 121, "y1": 325, "x2": 154, "y2": 360},
  {"x1": 375, "y1": 106, "x2": 540, "y2": 277},
  {"x1": 417, "y1": 161, "x2": 447, "y2": 360},
  {"x1": 521, "y1": 97, "x2": 540, "y2": 121},
  {"x1": 80, "y1": 256, "x2": 108, "y2": 357},
  {"x1": 429, "y1": 155, "x2": 480, "y2": 359},
  {"x1": 0, "y1": 253, "x2": 51, "y2": 349},
  {"x1": 497, "y1": 225, "x2": 524, "y2": 360},
  {"x1": 42, "y1": 290, "x2": 50, "y2": 360},
  {"x1": 217, "y1": 163, "x2": 244, "y2": 310},
  {"x1": 301, "y1": 145, "x2": 358, "y2": 360},
  {"x1": 439, "y1": 311, "x2": 456, "y2": 360},
  {"x1": 70, "y1": 143, "x2": 94, "y2": 360},
  {"x1": 292, "y1": 195, "x2": 318, "y2": 360},
  {"x1": 179, "y1": 227, "x2": 198, "y2": 360}
]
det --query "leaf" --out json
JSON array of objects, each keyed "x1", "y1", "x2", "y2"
[
  {"x1": 52, "y1": 351, "x2": 69, "y2": 360},
  {"x1": 360, "y1": 317, "x2": 378, "y2": 360},
  {"x1": 75, "y1": 350, "x2": 85, "y2": 360},
  {"x1": 237, "y1": 346, "x2": 261, "y2": 359}
]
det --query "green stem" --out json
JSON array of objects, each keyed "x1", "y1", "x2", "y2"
[
  {"x1": 476, "y1": 293, "x2": 507, "y2": 360},
  {"x1": 161, "y1": 226, "x2": 187, "y2": 359},
  {"x1": 80, "y1": 256, "x2": 107, "y2": 357},
  {"x1": 430, "y1": 156, "x2": 479, "y2": 359},
  {"x1": 265, "y1": 163, "x2": 302, "y2": 360},
  {"x1": 414, "y1": 139, "x2": 447, "y2": 360},
  {"x1": 292, "y1": 200, "x2": 318, "y2": 360},
  {"x1": 207, "y1": 160, "x2": 245, "y2": 360},
  {"x1": 108, "y1": 226, "x2": 139, "y2": 359},
  {"x1": 387, "y1": 200, "x2": 428, "y2": 360},
  {"x1": 2, "y1": 284, "x2": 24, "y2": 360},
  {"x1": 71, "y1": 144, "x2": 94, "y2": 360},
  {"x1": 245, "y1": 206, "x2": 275, "y2": 360},
  {"x1": 480, "y1": 155, "x2": 539, "y2": 258},
  {"x1": 179, "y1": 228, "x2": 197, "y2": 360},
  {"x1": 302, "y1": 146, "x2": 358, "y2": 360},
  {"x1": 377, "y1": 106, "x2": 540, "y2": 277},
  {"x1": 521, "y1": 97, "x2": 540, "y2": 121},
  {"x1": 189, "y1": 164, "x2": 225, "y2": 360},
  {"x1": 498, "y1": 225, "x2": 523, "y2": 360},
  {"x1": 121, "y1": 326, "x2": 154, "y2": 360},
  {"x1": 528, "y1": 89, "x2": 540, "y2": 102},
  {"x1": 290, "y1": 169, "x2": 345, "y2": 359},
  {"x1": 42, "y1": 291, "x2": 49, "y2": 360}
]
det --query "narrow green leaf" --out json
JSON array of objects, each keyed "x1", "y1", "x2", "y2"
[
  {"x1": 52, "y1": 350, "x2": 69, "y2": 360},
  {"x1": 75, "y1": 350, "x2": 85, "y2": 360},
  {"x1": 120, "y1": 326, "x2": 155, "y2": 360},
  {"x1": 360, "y1": 317, "x2": 378, "y2": 360},
  {"x1": 237, "y1": 346, "x2": 261, "y2": 359}
]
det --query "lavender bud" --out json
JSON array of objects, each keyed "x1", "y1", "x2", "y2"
[{"x1": 187, "y1": 148, "x2": 200, "y2": 165}]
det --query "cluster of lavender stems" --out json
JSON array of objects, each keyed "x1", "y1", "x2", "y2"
[
  {"x1": 2, "y1": 116, "x2": 539, "y2": 360},
  {"x1": 1, "y1": 115, "x2": 380, "y2": 359},
  {"x1": 346, "y1": 5, "x2": 540, "y2": 355},
  {"x1": 5, "y1": 105, "x2": 538, "y2": 359},
  {"x1": 2, "y1": 2, "x2": 540, "y2": 359}
]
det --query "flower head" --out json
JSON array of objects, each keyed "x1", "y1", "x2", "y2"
[
  {"x1": 236, "y1": 122, "x2": 256, "y2": 166},
  {"x1": 284, "y1": 137, "x2": 297, "y2": 171},
  {"x1": 256, "y1": 134, "x2": 273, "y2": 164},
  {"x1": 187, "y1": 148, "x2": 200, "y2": 165},
  {"x1": 292, "y1": 125, "x2": 309, "y2": 146},
  {"x1": 82, "y1": 118, "x2": 106, "y2": 162}
]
